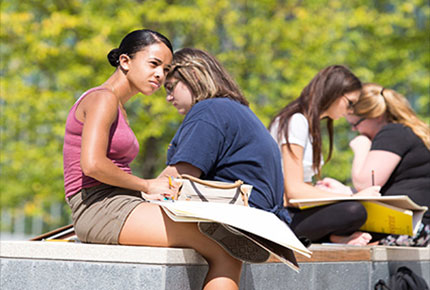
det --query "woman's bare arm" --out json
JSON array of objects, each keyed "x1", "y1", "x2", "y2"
[
  {"x1": 350, "y1": 135, "x2": 401, "y2": 191},
  {"x1": 78, "y1": 90, "x2": 174, "y2": 195},
  {"x1": 282, "y1": 144, "x2": 380, "y2": 204}
]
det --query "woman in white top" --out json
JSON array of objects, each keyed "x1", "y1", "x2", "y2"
[{"x1": 269, "y1": 65, "x2": 380, "y2": 245}]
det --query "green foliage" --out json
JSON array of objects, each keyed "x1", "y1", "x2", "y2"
[{"x1": 1, "y1": 0, "x2": 429, "y2": 228}]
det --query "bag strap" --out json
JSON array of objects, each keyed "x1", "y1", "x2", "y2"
[
  {"x1": 393, "y1": 266, "x2": 429, "y2": 290},
  {"x1": 179, "y1": 174, "x2": 244, "y2": 189}
]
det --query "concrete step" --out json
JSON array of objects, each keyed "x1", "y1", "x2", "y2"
[{"x1": 1, "y1": 241, "x2": 429, "y2": 290}]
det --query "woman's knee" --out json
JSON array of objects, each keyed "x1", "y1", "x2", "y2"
[{"x1": 343, "y1": 201, "x2": 368, "y2": 224}]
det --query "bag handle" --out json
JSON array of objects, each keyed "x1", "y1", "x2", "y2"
[
  {"x1": 179, "y1": 174, "x2": 243, "y2": 189},
  {"x1": 374, "y1": 279, "x2": 390, "y2": 290}
]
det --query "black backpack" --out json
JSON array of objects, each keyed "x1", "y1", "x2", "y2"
[{"x1": 374, "y1": 266, "x2": 429, "y2": 290}]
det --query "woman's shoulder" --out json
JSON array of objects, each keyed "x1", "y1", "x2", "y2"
[
  {"x1": 290, "y1": 112, "x2": 307, "y2": 121},
  {"x1": 191, "y1": 98, "x2": 243, "y2": 114},
  {"x1": 383, "y1": 122, "x2": 406, "y2": 129},
  {"x1": 289, "y1": 113, "x2": 309, "y2": 128},
  {"x1": 79, "y1": 88, "x2": 118, "y2": 109},
  {"x1": 379, "y1": 123, "x2": 414, "y2": 137},
  {"x1": 271, "y1": 112, "x2": 307, "y2": 127},
  {"x1": 373, "y1": 123, "x2": 419, "y2": 150},
  {"x1": 76, "y1": 86, "x2": 117, "y2": 105},
  {"x1": 197, "y1": 97, "x2": 239, "y2": 107},
  {"x1": 184, "y1": 98, "x2": 230, "y2": 122},
  {"x1": 270, "y1": 113, "x2": 309, "y2": 138},
  {"x1": 373, "y1": 122, "x2": 429, "y2": 157},
  {"x1": 72, "y1": 87, "x2": 119, "y2": 121}
]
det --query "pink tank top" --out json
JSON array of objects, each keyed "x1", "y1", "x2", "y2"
[{"x1": 63, "y1": 87, "x2": 139, "y2": 197}]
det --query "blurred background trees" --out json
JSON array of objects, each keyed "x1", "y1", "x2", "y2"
[{"x1": 1, "y1": 0, "x2": 429, "y2": 235}]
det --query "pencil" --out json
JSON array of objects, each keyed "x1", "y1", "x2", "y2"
[
  {"x1": 168, "y1": 176, "x2": 173, "y2": 189},
  {"x1": 168, "y1": 176, "x2": 177, "y2": 200},
  {"x1": 371, "y1": 170, "x2": 375, "y2": 186}
]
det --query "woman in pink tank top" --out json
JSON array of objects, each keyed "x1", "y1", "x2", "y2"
[{"x1": 63, "y1": 29, "x2": 242, "y2": 289}]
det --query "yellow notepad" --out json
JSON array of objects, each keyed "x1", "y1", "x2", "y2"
[
  {"x1": 288, "y1": 195, "x2": 427, "y2": 236},
  {"x1": 359, "y1": 201, "x2": 413, "y2": 236}
]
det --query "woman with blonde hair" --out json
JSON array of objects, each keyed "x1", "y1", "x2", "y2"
[{"x1": 347, "y1": 83, "x2": 430, "y2": 246}]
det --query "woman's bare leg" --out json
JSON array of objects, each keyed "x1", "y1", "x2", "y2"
[{"x1": 119, "y1": 203, "x2": 242, "y2": 290}]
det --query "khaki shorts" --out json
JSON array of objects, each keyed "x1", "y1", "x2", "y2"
[{"x1": 66, "y1": 184, "x2": 145, "y2": 244}]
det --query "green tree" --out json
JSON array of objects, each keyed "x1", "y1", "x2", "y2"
[{"x1": 1, "y1": 0, "x2": 428, "y2": 232}]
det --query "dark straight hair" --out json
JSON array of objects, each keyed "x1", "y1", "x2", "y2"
[
  {"x1": 269, "y1": 65, "x2": 362, "y2": 178},
  {"x1": 107, "y1": 29, "x2": 173, "y2": 67}
]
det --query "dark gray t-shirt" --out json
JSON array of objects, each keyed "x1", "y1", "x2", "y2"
[{"x1": 371, "y1": 123, "x2": 430, "y2": 224}]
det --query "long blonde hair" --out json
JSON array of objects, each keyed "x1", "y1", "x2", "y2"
[{"x1": 354, "y1": 83, "x2": 430, "y2": 149}]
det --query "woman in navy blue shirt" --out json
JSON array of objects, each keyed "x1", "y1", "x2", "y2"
[{"x1": 159, "y1": 48, "x2": 290, "y2": 269}]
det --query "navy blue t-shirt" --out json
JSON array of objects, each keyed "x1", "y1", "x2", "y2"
[{"x1": 167, "y1": 98, "x2": 290, "y2": 224}]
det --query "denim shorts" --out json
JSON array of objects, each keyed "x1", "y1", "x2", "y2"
[{"x1": 66, "y1": 184, "x2": 145, "y2": 244}]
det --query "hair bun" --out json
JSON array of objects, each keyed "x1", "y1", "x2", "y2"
[{"x1": 107, "y1": 48, "x2": 120, "y2": 67}]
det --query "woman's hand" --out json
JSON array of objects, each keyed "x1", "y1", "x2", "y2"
[
  {"x1": 143, "y1": 176, "x2": 180, "y2": 200},
  {"x1": 315, "y1": 177, "x2": 353, "y2": 194},
  {"x1": 354, "y1": 186, "x2": 381, "y2": 197}
]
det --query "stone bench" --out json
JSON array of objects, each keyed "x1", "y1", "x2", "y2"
[{"x1": 1, "y1": 241, "x2": 429, "y2": 290}]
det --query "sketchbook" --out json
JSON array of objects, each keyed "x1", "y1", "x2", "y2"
[
  {"x1": 152, "y1": 200, "x2": 312, "y2": 272},
  {"x1": 289, "y1": 195, "x2": 428, "y2": 236}
]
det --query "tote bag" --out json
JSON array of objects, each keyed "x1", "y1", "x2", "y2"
[{"x1": 174, "y1": 174, "x2": 252, "y2": 206}]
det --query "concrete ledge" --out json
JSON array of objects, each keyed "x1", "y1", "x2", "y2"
[
  {"x1": 0, "y1": 241, "x2": 207, "y2": 265},
  {"x1": 371, "y1": 245, "x2": 430, "y2": 261},
  {"x1": 2, "y1": 241, "x2": 428, "y2": 264},
  {"x1": 292, "y1": 244, "x2": 430, "y2": 262},
  {"x1": 1, "y1": 241, "x2": 429, "y2": 290}
]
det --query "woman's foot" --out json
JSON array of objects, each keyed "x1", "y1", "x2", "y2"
[{"x1": 330, "y1": 231, "x2": 372, "y2": 246}]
